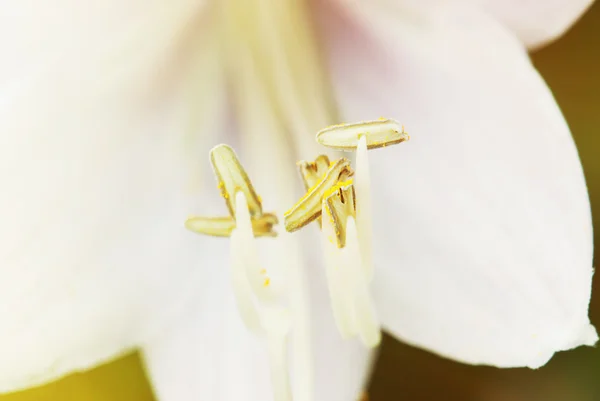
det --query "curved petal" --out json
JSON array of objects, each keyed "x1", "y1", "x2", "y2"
[
  {"x1": 477, "y1": 0, "x2": 594, "y2": 49},
  {"x1": 140, "y1": 248, "x2": 270, "y2": 401},
  {"x1": 0, "y1": 0, "x2": 225, "y2": 391},
  {"x1": 315, "y1": 0, "x2": 596, "y2": 368},
  {"x1": 376, "y1": 0, "x2": 594, "y2": 49}
]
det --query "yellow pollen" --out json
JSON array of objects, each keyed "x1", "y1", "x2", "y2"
[
  {"x1": 323, "y1": 179, "x2": 353, "y2": 200},
  {"x1": 263, "y1": 277, "x2": 271, "y2": 287}
]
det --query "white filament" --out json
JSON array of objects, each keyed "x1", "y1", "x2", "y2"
[
  {"x1": 264, "y1": 306, "x2": 293, "y2": 401},
  {"x1": 344, "y1": 218, "x2": 381, "y2": 347},
  {"x1": 276, "y1": 231, "x2": 313, "y2": 401},
  {"x1": 231, "y1": 191, "x2": 293, "y2": 401},
  {"x1": 321, "y1": 203, "x2": 357, "y2": 338},
  {"x1": 233, "y1": 192, "x2": 275, "y2": 305},
  {"x1": 321, "y1": 206, "x2": 381, "y2": 347},
  {"x1": 355, "y1": 135, "x2": 375, "y2": 280},
  {"x1": 230, "y1": 227, "x2": 262, "y2": 333}
]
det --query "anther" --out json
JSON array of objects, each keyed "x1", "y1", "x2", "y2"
[
  {"x1": 284, "y1": 158, "x2": 353, "y2": 232},
  {"x1": 297, "y1": 154, "x2": 331, "y2": 190},
  {"x1": 297, "y1": 154, "x2": 331, "y2": 227},
  {"x1": 186, "y1": 144, "x2": 278, "y2": 238},
  {"x1": 323, "y1": 181, "x2": 356, "y2": 248},
  {"x1": 185, "y1": 213, "x2": 278, "y2": 237},
  {"x1": 316, "y1": 118, "x2": 409, "y2": 151},
  {"x1": 211, "y1": 144, "x2": 264, "y2": 217}
]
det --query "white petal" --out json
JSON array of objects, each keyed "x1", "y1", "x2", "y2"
[
  {"x1": 141, "y1": 278, "x2": 273, "y2": 401},
  {"x1": 0, "y1": 0, "x2": 227, "y2": 391},
  {"x1": 317, "y1": 1, "x2": 596, "y2": 368},
  {"x1": 141, "y1": 245, "x2": 375, "y2": 401},
  {"x1": 477, "y1": 0, "x2": 594, "y2": 48},
  {"x1": 371, "y1": 0, "x2": 593, "y2": 49}
]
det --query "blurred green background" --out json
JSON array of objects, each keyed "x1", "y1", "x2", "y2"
[{"x1": 2, "y1": 3, "x2": 599, "y2": 401}]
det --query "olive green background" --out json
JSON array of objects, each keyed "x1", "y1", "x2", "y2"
[{"x1": 2, "y1": 4, "x2": 599, "y2": 401}]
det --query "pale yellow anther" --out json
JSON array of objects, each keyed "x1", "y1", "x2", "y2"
[
  {"x1": 210, "y1": 144, "x2": 263, "y2": 217},
  {"x1": 297, "y1": 154, "x2": 331, "y2": 190},
  {"x1": 316, "y1": 118, "x2": 409, "y2": 151},
  {"x1": 186, "y1": 144, "x2": 278, "y2": 238},
  {"x1": 324, "y1": 181, "x2": 356, "y2": 248},
  {"x1": 297, "y1": 154, "x2": 331, "y2": 227},
  {"x1": 185, "y1": 213, "x2": 278, "y2": 237},
  {"x1": 284, "y1": 158, "x2": 353, "y2": 232}
]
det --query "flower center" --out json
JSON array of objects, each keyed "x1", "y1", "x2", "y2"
[
  {"x1": 217, "y1": 3, "x2": 337, "y2": 400},
  {"x1": 186, "y1": 119, "x2": 409, "y2": 400}
]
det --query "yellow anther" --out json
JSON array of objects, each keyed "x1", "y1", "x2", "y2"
[
  {"x1": 322, "y1": 179, "x2": 354, "y2": 201},
  {"x1": 284, "y1": 158, "x2": 353, "y2": 232},
  {"x1": 185, "y1": 213, "x2": 279, "y2": 237},
  {"x1": 324, "y1": 182, "x2": 356, "y2": 248},
  {"x1": 210, "y1": 144, "x2": 263, "y2": 218},
  {"x1": 297, "y1": 155, "x2": 332, "y2": 227},
  {"x1": 316, "y1": 118, "x2": 409, "y2": 151},
  {"x1": 187, "y1": 144, "x2": 279, "y2": 238},
  {"x1": 297, "y1": 154, "x2": 330, "y2": 191}
]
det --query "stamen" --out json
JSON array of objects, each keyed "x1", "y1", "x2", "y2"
[
  {"x1": 354, "y1": 136, "x2": 374, "y2": 279},
  {"x1": 231, "y1": 192, "x2": 293, "y2": 401},
  {"x1": 284, "y1": 158, "x2": 353, "y2": 232},
  {"x1": 316, "y1": 118, "x2": 409, "y2": 151},
  {"x1": 211, "y1": 144, "x2": 264, "y2": 217},
  {"x1": 185, "y1": 213, "x2": 278, "y2": 237},
  {"x1": 188, "y1": 143, "x2": 300, "y2": 401}
]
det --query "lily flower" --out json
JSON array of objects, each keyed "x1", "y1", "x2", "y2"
[{"x1": 0, "y1": 0, "x2": 597, "y2": 401}]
